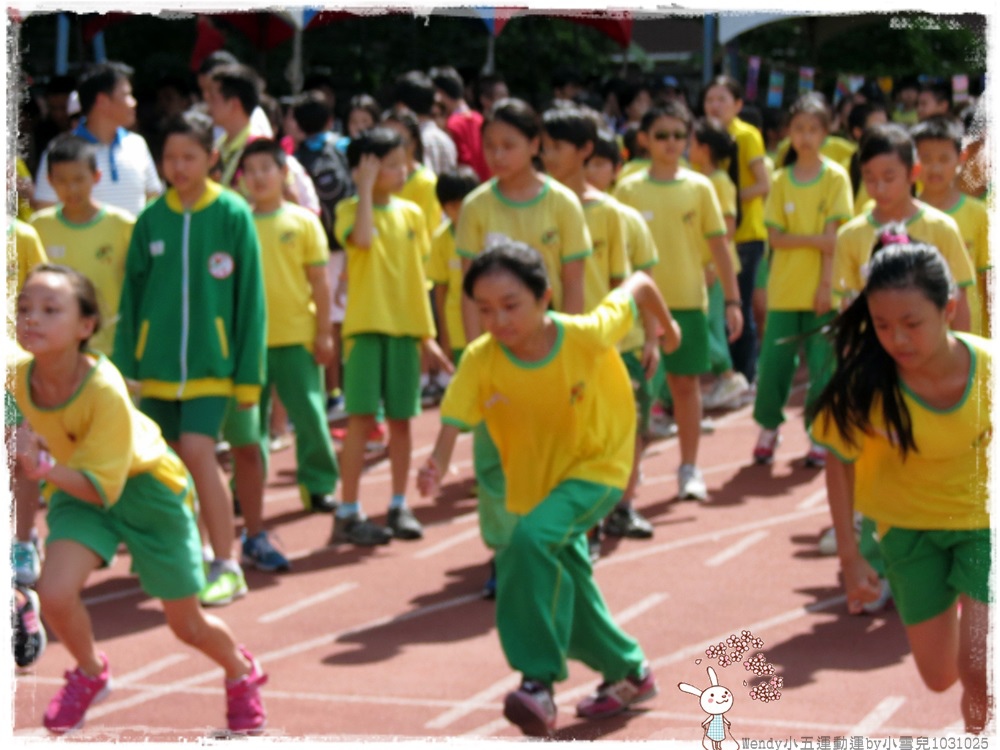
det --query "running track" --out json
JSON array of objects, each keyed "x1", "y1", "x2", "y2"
[{"x1": 10, "y1": 383, "x2": 982, "y2": 742}]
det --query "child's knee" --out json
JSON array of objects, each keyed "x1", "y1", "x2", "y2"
[{"x1": 668, "y1": 375, "x2": 698, "y2": 396}]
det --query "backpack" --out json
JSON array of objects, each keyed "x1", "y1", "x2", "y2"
[{"x1": 295, "y1": 136, "x2": 355, "y2": 249}]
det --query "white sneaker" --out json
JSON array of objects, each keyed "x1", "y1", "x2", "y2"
[
  {"x1": 818, "y1": 512, "x2": 863, "y2": 556},
  {"x1": 678, "y1": 464, "x2": 708, "y2": 501},
  {"x1": 645, "y1": 414, "x2": 678, "y2": 440},
  {"x1": 12, "y1": 540, "x2": 41, "y2": 587},
  {"x1": 703, "y1": 372, "x2": 751, "y2": 411},
  {"x1": 861, "y1": 577, "x2": 893, "y2": 614}
]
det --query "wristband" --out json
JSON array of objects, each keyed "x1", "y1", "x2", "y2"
[{"x1": 724, "y1": 299, "x2": 741, "y2": 308}]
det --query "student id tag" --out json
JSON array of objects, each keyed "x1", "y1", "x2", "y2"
[
  {"x1": 150, "y1": 240, "x2": 165, "y2": 257},
  {"x1": 785, "y1": 202, "x2": 796, "y2": 214}
]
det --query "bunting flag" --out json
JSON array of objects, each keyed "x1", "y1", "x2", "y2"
[
  {"x1": 766, "y1": 70, "x2": 785, "y2": 108},
  {"x1": 848, "y1": 75, "x2": 866, "y2": 95},
  {"x1": 798, "y1": 66, "x2": 814, "y2": 94},
  {"x1": 833, "y1": 74, "x2": 851, "y2": 105},
  {"x1": 190, "y1": 16, "x2": 226, "y2": 71},
  {"x1": 745, "y1": 56, "x2": 762, "y2": 101},
  {"x1": 952, "y1": 74, "x2": 969, "y2": 104},
  {"x1": 877, "y1": 76, "x2": 894, "y2": 95}
]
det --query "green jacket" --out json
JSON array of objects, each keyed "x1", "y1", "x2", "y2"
[{"x1": 113, "y1": 181, "x2": 266, "y2": 404}]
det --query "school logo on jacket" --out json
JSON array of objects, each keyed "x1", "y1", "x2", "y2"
[
  {"x1": 96, "y1": 245, "x2": 113, "y2": 264},
  {"x1": 541, "y1": 228, "x2": 559, "y2": 246},
  {"x1": 149, "y1": 240, "x2": 165, "y2": 257},
  {"x1": 209, "y1": 252, "x2": 235, "y2": 280}
]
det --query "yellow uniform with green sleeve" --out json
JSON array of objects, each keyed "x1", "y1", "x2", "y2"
[
  {"x1": 253, "y1": 202, "x2": 329, "y2": 349},
  {"x1": 455, "y1": 177, "x2": 592, "y2": 312},
  {"x1": 727, "y1": 117, "x2": 768, "y2": 243},
  {"x1": 618, "y1": 158, "x2": 651, "y2": 183},
  {"x1": 613, "y1": 167, "x2": 726, "y2": 311},
  {"x1": 833, "y1": 204, "x2": 975, "y2": 302},
  {"x1": 398, "y1": 164, "x2": 443, "y2": 236},
  {"x1": 9, "y1": 219, "x2": 48, "y2": 294},
  {"x1": 764, "y1": 158, "x2": 853, "y2": 310},
  {"x1": 440, "y1": 288, "x2": 638, "y2": 515},
  {"x1": 16, "y1": 157, "x2": 33, "y2": 222},
  {"x1": 12, "y1": 352, "x2": 190, "y2": 507},
  {"x1": 810, "y1": 333, "x2": 991, "y2": 533},
  {"x1": 335, "y1": 195, "x2": 435, "y2": 340},
  {"x1": 426, "y1": 220, "x2": 465, "y2": 350},
  {"x1": 703, "y1": 169, "x2": 741, "y2": 273},
  {"x1": 942, "y1": 194, "x2": 990, "y2": 337},
  {"x1": 30, "y1": 205, "x2": 135, "y2": 356},
  {"x1": 615, "y1": 201, "x2": 658, "y2": 353},
  {"x1": 582, "y1": 193, "x2": 628, "y2": 312}
]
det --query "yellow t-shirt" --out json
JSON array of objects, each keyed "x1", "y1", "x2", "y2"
[
  {"x1": 615, "y1": 200, "x2": 659, "y2": 353},
  {"x1": 727, "y1": 117, "x2": 768, "y2": 243},
  {"x1": 942, "y1": 194, "x2": 991, "y2": 337},
  {"x1": 441, "y1": 288, "x2": 638, "y2": 514},
  {"x1": 335, "y1": 196, "x2": 435, "y2": 339},
  {"x1": 9, "y1": 219, "x2": 49, "y2": 295},
  {"x1": 764, "y1": 159, "x2": 854, "y2": 310},
  {"x1": 618, "y1": 158, "x2": 651, "y2": 184},
  {"x1": 810, "y1": 333, "x2": 991, "y2": 531},
  {"x1": 398, "y1": 164, "x2": 443, "y2": 236},
  {"x1": 30, "y1": 206, "x2": 135, "y2": 356},
  {"x1": 426, "y1": 220, "x2": 465, "y2": 351},
  {"x1": 582, "y1": 194, "x2": 628, "y2": 313},
  {"x1": 613, "y1": 167, "x2": 726, "y2": 310},
  {"x1": 703, "y1": 169, "x2": 741, "y2": 274},
  {"x1": 16, "y1": 158, "x2": 33, "y2": 223},
  {"x1": 455, "y1": 177, "x2": 592, "y2": 312},
  {"x1": 12, "y1": 352, "x2": 190, "y2": 507},
  {"x1": 833, "y1": 204, "x2": 976, "y2": 301},
  {"x1": 253, "y1": 202, "x2": 329, "y2": 349}
]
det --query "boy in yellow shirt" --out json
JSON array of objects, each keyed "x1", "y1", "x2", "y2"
[
  {"x1": 237, "y1": 139, "x2": 342, "y2": 571},
  {"x1": 912, "y1": 116, "x2": 991, "y2": 336},
  {"x1": 333, "y1": 127, "x2": 448, "y2": 546},
  {"x1": 29, "y1": 134, "x2": 134, "y2": 357}
]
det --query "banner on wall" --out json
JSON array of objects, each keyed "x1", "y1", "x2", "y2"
[
  {"x1": 766, "y1": 70, "x2": 785, "y2": 108},
  {"x1": 746, "y1": 56, "x2": 762, "y2": 101},
  {"x1": 798, "y1": 67, "x2": 814, "y2": 94},
  {"x1": 952, "y1": 74, "x2": 969, "y2": 104}
]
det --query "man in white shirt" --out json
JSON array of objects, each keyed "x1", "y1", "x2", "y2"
[
  {"x1": 394, "y1": 70, "x2": 457, "y2": 176},
  {"x1": 34, "y1": 62, "x2": 161, "y2": 217}
]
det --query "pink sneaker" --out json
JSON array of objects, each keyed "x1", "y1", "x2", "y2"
[
  {"x1": 576, "y1": 665, "x2": 658, "y2": 719},
  {"x1": 44, "y1": 653, "x2": 112, "y2": 733},
  {"x1": 752, "y1": 428, "x2": 781, "y2": 465},
  {"x1": 226, "y1": 646, "x2": 268, "y2": 733},
  {"x1": 503, "y1": 680, "x2": 556, "y2": 737}
]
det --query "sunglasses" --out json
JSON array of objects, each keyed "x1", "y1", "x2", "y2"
[{"x1": 653, "y1": 130, "x2": 688, "y2": 141}]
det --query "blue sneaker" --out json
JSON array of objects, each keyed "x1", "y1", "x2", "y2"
[{"x1": 241, "y1": 531, "x2": 291, "y2": 573}]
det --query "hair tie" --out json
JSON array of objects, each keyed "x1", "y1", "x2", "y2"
[{"x1": 880, "y1": 231, "x2": 909, "y2": 246}]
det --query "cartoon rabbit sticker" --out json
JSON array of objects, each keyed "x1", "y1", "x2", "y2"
[{"x1": 678, "y1": 666, "x2": 739, "y2": 750}]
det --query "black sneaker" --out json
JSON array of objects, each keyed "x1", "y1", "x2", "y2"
[
  {"x1": 387, "y1": 506, "x2": 424, "y2": 540},
  {"x1": 604, "y1": 506, "x2": 654, "y2": 539},
  {"x1": 503, "y1": 680, "x2": 556, "y2": 737},
  {"x1": 482, "y1": 558, "x2": 497, "y2": 600},
  {"x1": 331, "y1": 514, "x2": 392, "y2": 546},
  {"x1": 309, "y1": 493, "x2": 339, "y2": 513},
  {"x1": 14, "y1": 585, "x2": 46, "y2": 668}
]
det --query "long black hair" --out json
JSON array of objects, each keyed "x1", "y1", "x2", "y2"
[{"x1": 807, "y1": 224, "x2": 956, "y2": 458}]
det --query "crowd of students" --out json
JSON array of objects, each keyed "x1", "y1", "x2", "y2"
[{"x1": 8, "y1": 55, "x2": 991, "y2": 737}]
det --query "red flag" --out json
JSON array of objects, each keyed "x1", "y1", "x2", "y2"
[{"x1": 190, "y1": 16, "x2": 226, "y2": 72}]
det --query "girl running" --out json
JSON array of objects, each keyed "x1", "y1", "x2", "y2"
[
  {"x1": 752, "y1": 94, "x2": 854, "y2": 466},
  {"x1": 13, "y1": 264, "x2": 266, "y2": 735},
  {"x1": 809, "y1": 236, "x2": 991, "y2": 733},
  {"x1": 418, "y1": 242, "x2": 681, "y2": 736}
]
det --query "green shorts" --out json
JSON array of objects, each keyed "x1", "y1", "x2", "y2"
[
  {"x1": 141, "y1": 396, "x2": 229, "y2": 442},
  {"x1": 621, "y1": 349, "x2": 652, "y2": 436},
  {"x1": 879, "y1": 527, "x2": 991, "y2": 626},
  {"x1": 343, "y1": 333, "x2": 422, "y2": 420},
  {"x1": 660, "y1": 309, "x2": 710, "y2": 376},
  {"x1": 755, "y1": 252, "x2": 770, "y2": 290},
  {"x1": 45, "y1": 470, "x2": 206, "y2": 601},
  {"x1": 221, "y1": 397, "x2": 262, "y2": 448}
]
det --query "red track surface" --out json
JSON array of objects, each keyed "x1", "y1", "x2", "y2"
[{"x1": 11, "y1": 385, "x2": 982, "y2": 742}]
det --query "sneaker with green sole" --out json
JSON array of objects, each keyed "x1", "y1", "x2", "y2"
[{"x1": 199, "y1": 561, "x2": 248, "y2": 607}]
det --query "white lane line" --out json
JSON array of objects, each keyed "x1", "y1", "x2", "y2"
[
  {"x1": 615, "y1": 592, "x2": 669, "y2": 624},
  {"x1": 86, "y1": 591, "x2": 483, "y2": 721},
  {"x1": 597, "y1": 506, "x2": 826, "y2": 569},
  {"x1": 797, "y1": 487, "x2": 829, "y2": 510},
  {"x1": 640, "y1": 458, "x2": 752, "y2": 487},
  {"x1": 704, "y1": 530, "x2": 769, "y2": 567},
  {"x1": 850, "y1": 695, "x2": 906, "y2": 736},
  {"x1": 428, "y1": 592, "x2": 667, "y2": 731},
  {"x1": 412, "y1": 526, "x2": 483, "y2": 560},
  {"x1": 83, "y1": 586, "x2": 145, "y2": 606},
  {"x1": 113, "y1": 655, "x2": 191, "y2": 685},
  {"x1": 257, "y1": 581, "x2": 358, "y2": 624}
]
